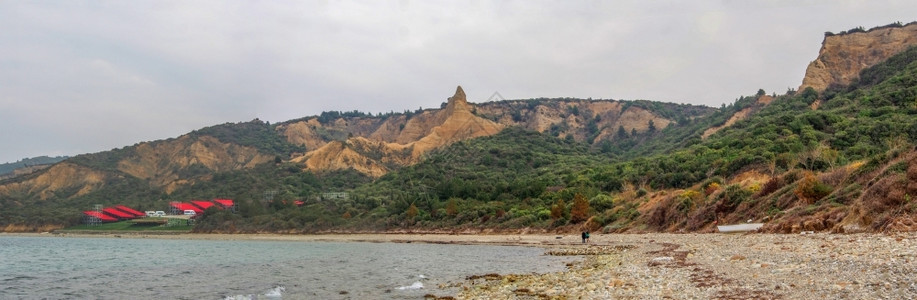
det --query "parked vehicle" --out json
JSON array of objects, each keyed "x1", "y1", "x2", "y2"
[
  {"x1": 145, "y1": 211, "x2": 156, "y2": 217},
  {"x1": 183, "y1": 210, "x2": 197, "y2": 216},
  {"x1": 154, "y1": 211, "x2": 166, "y2": 217}
]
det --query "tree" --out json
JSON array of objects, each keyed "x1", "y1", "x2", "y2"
[
  {"x1": 616, "y1": 125, "x2": 628, "y2": 140},
  {"x1": 570, "y1": 193, "x2": 591, "y2": 223},
  {"x1": 406, "y1": 203, "x2": 419, "y2": 220},
  {"x1": 550, "y1": 199, "x2": 567, "y2": 220},
  {"x1": 446, "y1": 198, "x2": 458, "y2": 216},
  {"x1": 648, "y1": 120, "x2": 657, "y2": 134}
]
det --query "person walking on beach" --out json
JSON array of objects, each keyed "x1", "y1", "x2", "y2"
[
  {"x1": 581, "y1": 231, "x2": 587, "y2": 244},
  {"x1": 585, "y1": 231, "x2": 590, "y2": 243}
]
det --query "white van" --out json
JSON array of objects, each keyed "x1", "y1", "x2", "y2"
[
  {"x1": 183, "y1": 210, "x2": 197, "y2": 216},
  {"x1": 154, "y1": 211, "x2": 166, "y2": 217},
  {"x1": 145, "y1": 211, "x2": 156, "y2": 217}
]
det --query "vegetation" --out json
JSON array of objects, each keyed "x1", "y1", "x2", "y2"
[
  {"x1": 5, "y1": 45, "x2": 917, "y2": 234},
  {"x1": 0, "y1": 156, "x2": 68, "y2": 176},
  {"x1": 189, "y1": 119, "x2": 305, "y2": 155},
  {"x1": 61, "y1": 219, "x2": 193, "y2": 232}
]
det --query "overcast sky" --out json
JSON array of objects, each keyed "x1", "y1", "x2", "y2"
[{"x1": 2, "y1": 1, "x2": 916, "y2": 164}]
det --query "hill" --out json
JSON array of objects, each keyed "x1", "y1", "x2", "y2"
[
  {"x1": 0, "y1": 86, "x2": 713, "y2": 231},
  {"x1": 2, "y1": 22, "x2": 917, "y2": 234},
  {"x1": 0, "y1": 156, "x2": 68, "y2": 179}
]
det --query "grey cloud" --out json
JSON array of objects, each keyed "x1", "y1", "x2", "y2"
[{"x1": 2, "y1": 0, "x2": 917, "y2": 163}]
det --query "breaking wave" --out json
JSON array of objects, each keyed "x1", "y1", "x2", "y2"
[{"x1": 223, "y1": 285, "x2": 284, "y2": 300}]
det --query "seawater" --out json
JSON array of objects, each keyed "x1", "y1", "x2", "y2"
[{"x1": 0, "y1": 235, "x2": 574, "y2": 299}]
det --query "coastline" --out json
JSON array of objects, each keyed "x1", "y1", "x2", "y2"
[
  {"x1": 4, "y1": 231, "x2": 915, "y2": 298},
  {"x1": 2, "y1": 231, "x2": 591, "y2": 247}
]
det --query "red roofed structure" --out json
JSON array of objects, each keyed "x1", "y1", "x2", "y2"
[
  {"x1": 170, "y1": 202, "x2": 203, "y2": 214},
  {"x1": 114, "y1": 205, "x2": 145, "y2": 217},
  {"x1": 83, "y1": 211, "x2": 118, "y2": 222},
  {"x1": 213, "y1": 199, "x2": 234, "y2": 208},
  {"x1": 191, "y1": 200, "x2": 215, "y2": 211},
  {"x1": 102, "y1": 207, "x2": 135, "y2": 219}
]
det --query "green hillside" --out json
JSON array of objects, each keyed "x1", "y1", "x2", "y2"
[
  {"x1": 195, "y1": 45, "x2": 917, "y2": 233},
  {"x1": 3, "y1": 45, "x2": 917, "y2": 233}
]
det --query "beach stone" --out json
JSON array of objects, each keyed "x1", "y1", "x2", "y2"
[{"x1": 454, "y1": 232, "x2": 917, "y2": 299}]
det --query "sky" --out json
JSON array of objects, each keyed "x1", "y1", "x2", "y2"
[{"x1": 2, "y1": 0, "x2": 917, "y2": 164}]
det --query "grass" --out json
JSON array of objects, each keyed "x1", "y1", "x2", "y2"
[{"x1": 61, "y1": 218, "x2": 194, "y2": 232}]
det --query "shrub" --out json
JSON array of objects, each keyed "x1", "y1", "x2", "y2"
[
  {"x1": 589, "y1": 194, "x2": 616, "y2": 212},
  {"x1": 636, "y1": 188, "x2": 648, "y2": 197},
  {"x1": 705, "y1": 182, "x2": 721, "y2": 196},
  {"x1": 794, "y1": 172, "x2": 833, "y2": 203},
  {"x1": 677, "y1": 190, "x2": 701, "y2": 215},
  {"x1": 723, "y1": 184, "x2": 752, "y2": 206},
  {"x1": 757, "y1": 177, "x2": 785, "y2": 197}
]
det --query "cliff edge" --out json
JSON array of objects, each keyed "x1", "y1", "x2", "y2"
[{"x1": 800, "y1": 22, "x2": 917, "y2": 92}]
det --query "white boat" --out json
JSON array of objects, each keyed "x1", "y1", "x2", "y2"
[{"x1": 717, "y1": 223, "x2": 764, "y2": 233}]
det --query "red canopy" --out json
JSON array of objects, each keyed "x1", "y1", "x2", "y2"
[
  {"x1": 170, "y1": 202, "x2": 203, "y2": 213},
  {"x1": 83, "y1": 211, "x2": 118, "y2": 222},
  {"x1": 115, "y1": 205, "x2": 145, "y2": 217},
  {"x1": 191, "y1": 200, "x2": 215, "y2": 210},
  {"x1": 102, "y1": 207, "x2": 135, "y2": 219},
  {"x1": 213, "y1": 199, "x2": 234, "y2": 208}
]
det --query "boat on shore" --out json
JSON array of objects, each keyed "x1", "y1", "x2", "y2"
[{"x1": 717, "y1": 223, "x2": 764, "y2": 233}]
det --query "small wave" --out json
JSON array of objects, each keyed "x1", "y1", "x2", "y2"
[
  {"x1": 222, "y1": 285, "x2": 284, "y2": 300},
  {"x1": 263, "y1": 285, "x2": 284, "y2": 298},
  {"x1": 417, "y1": 274, "x2": 427, "y2": 279},
  {"x1": 3, "y1": 275, "x2": 37, "y2": 282},
  {"x1": 396, "y1": 281, "x2": 423, "y2": 290}
]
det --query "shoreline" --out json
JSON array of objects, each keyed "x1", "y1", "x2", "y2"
[
  {"x1": 1, "y1": 231, "x2": 601, "y2": 248},
  {"x1": 4, "y1": 231, "x2": 915, "y2": 298}
]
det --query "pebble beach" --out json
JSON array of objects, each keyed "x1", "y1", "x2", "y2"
[{"x1": 453, "y1": 232, "x2": 917, "y2": 299}]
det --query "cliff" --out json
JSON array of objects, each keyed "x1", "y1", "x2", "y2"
[
  {"x1": 799, "y1": 22, "x2": 917, "y2": 91},
  {"x1": 279, "y1": 86, "x2": 702, "y2": 177},
  {"x1": 288, "y1": 86, "x2": 504, "y2": 175},
  {"x1": 0, "y1": 162, "x2": 106, "y2": 201}
]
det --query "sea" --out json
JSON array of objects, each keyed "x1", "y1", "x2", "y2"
[{"x1": 0, "y1": 235, "x2": 575, "y2": 299}]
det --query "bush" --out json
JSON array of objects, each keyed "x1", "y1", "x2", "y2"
[
  {"x1": 636, "y1": 188, "x2": 648, "y2": 197},
  {"x1": 723, "y1": 184, "x2": 752, "y2": 206},
  {"x1": 589, "y1": 194, "x2": 616, "y2": 212},
  {"x1": 757, "y1": 177, "x2": 785, "y2": 197},
  {"x1": 794, "y1": 172, "x2": 832, "y2": 203}
]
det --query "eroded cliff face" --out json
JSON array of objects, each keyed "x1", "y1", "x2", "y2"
[
  {"x1": 288, "y1": 86, "x2": 504, "y2": 176},
  {"x1": 0, "y1": 163, "x2": 106, "y2": 201},
  {"x1": 409, "y1": 86, "x2": 504, "y2": 156},
  {"x1": 800, "y1": 23, "x2": 917, "y2": 91},
  {"x1": 117, "y1": 135, "x2": 272, "y2": 193},
  {"x1": 279, "y1": 86, "x2": 694, "y2": 177},
  {"x1": 702, "y1": 95, "x2": 773, "y2": 139},
  {"x1": 0, "y1": 134, "x2": 274, "y2": 202},
  {"x1": 292, "y1": 137, "x2": 412, "y2": 177},
  {"x1": 473, "y1": 100, "x2": 671, "y2": 142}
]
